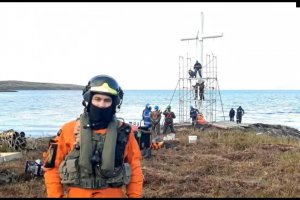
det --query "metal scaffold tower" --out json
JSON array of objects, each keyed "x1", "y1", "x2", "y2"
[{"x1": 178, "y1": 12, "x2": 225, "y2": 124}]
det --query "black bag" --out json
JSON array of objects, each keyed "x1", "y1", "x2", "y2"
[
  {"x1": 134, "y1": 129, "x2": 151, "y2": 149},
  {"x1": 24, "y1": 160, "x2": 43, "y2": 176},
  {"x1": 134, "y1": 127, "x2": 152, "y2": 159}
]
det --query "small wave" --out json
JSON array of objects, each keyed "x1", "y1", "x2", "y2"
[
  {"x1": 288, "y1": 111, "x2": 300, "y2": 114},
  {"x1": 262, "y1": 111, "x2": 300, "y2": 115}
]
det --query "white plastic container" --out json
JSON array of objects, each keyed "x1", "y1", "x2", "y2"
[
  {"x1": 163, "y1": 133, "x2": 176, "y2": 141},
  {"x1": 188, "y1": 135, "x2": 198, "y2": 144},
  {"x1": 167, "y1": 133, "x2": 175, "y2": 140}
]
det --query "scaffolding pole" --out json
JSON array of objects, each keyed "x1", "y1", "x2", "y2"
[
  {"x1": 178, "y1": 12, "x2": 225, "y2": 124},
  {"x1": 178, "y1": 54, "x2": 224, "y2": 123}
]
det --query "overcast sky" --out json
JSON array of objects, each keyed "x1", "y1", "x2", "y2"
[{"x1": 0, "y1": 2, "x2": 299, "y2": 90}]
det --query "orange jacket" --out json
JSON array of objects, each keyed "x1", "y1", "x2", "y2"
[
  {"x1": 197, "y1": 114, "x2": 207, "y2": 124},
  {"x1": 43, "y1": 120, "x2": 144, "y2": 198}
]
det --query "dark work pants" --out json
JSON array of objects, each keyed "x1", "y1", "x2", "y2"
[
  {"x1": 151, "y1": 122, "x2": 161, "y2": 135},
  {"x1": 195, "y1": 69, "x2": 202, "y2": 78},
  {"x1": 163, "y1": 123, "x2": 175, "y2": 134},
  {"x1": 236, "y1": 115, "x2": 242, "y2": 124}
]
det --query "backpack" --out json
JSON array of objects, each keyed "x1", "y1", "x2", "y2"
[{"x1": 237, "y1": 108, "x2": 243, "y2": 115}]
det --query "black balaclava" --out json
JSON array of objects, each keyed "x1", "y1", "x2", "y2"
[{"x1": 87, "y1": 93, "x2": 116, "y2": 130}]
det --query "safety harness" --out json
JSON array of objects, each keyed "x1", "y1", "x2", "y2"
[
  {"x1": 164, "y1": 111, "x2": 174, "y2": 124},
  {"x1": 58, "y1": 113, "x2": 132, "y2": 189}
]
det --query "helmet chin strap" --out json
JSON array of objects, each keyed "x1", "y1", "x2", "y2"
[
  {"x1": 115, "y1": 105, "x2": 121, "y2": 113},
  {"x1": 115, "y1": 98, "x2": 123, "y2": 113}
]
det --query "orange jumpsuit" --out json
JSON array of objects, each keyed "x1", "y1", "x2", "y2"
[
  {"x1": 197, "y1": 114, "x2": 207, "y2": 124},
  {"x1": 43, "y1": 120, "x2": 144, "y2": 198}
]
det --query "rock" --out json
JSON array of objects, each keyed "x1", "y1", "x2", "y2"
[
  {"x1": 248, "y1": 123, "x2": 300, "y2": 138},
  {"x1": 0, "y1": 169, "x2": 17, "y2": 185}
]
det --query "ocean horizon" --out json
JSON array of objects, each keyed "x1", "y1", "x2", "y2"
[{"x1": 0, "y1": 89, "x2": 299, "y2": 137}]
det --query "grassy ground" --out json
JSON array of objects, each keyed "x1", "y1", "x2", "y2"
[
  {"x1": 0, "y1": 138, "x2": 48, "y2": 197},
  {"x1": 1, "y1": 126, "x2": 300, "y2": 197}
]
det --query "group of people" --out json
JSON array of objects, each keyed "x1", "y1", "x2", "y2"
[
  {"x1": 142, "y1": 103, "x2": 176, "y2": 135},
  {"x1": 229, "y1": 106, "x2": 245, "y2": 123},
  {"x1": 188, "y1": 60, "x2": 202, "y2": 78},
  {"x1": 41, "y1": 73, "x2": 247, "y2": 198},
  {"x1": 193, "y1": 80, "x2": 205, "y2": 100}
]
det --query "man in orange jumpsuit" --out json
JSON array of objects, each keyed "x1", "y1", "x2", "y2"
[
  {"x1": 196, "y1": 113, "x2": 208, "y2": 131},
  {"x1": 43, "y1": 75, "x2": 144, "y2": 198}
]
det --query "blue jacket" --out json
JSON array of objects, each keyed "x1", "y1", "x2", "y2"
[{"x1": 142, "y1": 108, "x2": 152, "y2": 127}]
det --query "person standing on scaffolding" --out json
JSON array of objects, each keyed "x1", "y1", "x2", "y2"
[
  {"x1": 193, "y1": 60, "x2": 202, "y2": 78},
  {"x1": 199, "y1": 80, "x2": 205, "y2": 100},
  {"x1": 193, "y1": 80, "x2": 204, "y2": 100},
  {"x1": 192, "y1": 82, "x2": 200, "y2": 100}
]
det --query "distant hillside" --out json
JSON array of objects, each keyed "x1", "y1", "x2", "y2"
[{"x1": 0, "y1": 81, "x2": 84, "y2": 91}]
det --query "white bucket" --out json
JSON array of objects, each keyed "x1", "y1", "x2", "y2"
[
  {"x1": 188, "y1": 135, "x2": 197, "y2": 144},
  {"x1": 168, "y1": 133, "x2": 175, "y2": 140},
  {"x1": 164, "y1": 133, "x2": 176, "y2": 141}
]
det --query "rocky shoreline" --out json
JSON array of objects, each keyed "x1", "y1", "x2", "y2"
[
  {"x1": 175, "y1": 122, "x2": 300, "y2": 139},
  {"x1": 237, "y1": 123, "x2": 300, "y2": 138}
]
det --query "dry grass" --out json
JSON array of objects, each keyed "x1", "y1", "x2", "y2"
[
  {"x1": 2, "y1": 127, "x2": 300, "y2": 197},
  {"x1": 143, "y1": 127, "x2": 300, "y2": 197},
  {"x1": 0, "y1": 137, "x2": 49, "y2": 197}
]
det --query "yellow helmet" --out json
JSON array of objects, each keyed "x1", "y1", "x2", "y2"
[{"x1": 82, "y1": 74, "x2": 124, "y2": 107}]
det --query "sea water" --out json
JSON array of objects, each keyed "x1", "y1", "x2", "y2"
[{"x1": 0, "y1": 90, "x2": 299, "y2": 137}]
